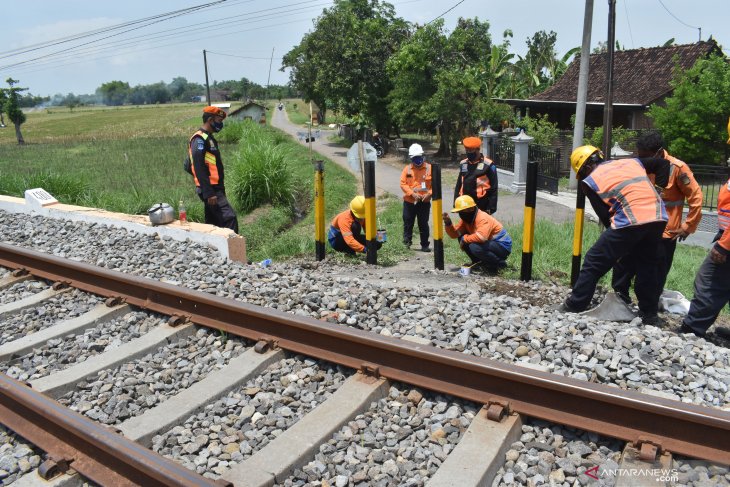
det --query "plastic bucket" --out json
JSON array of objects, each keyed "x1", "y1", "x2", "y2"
[
  {"x1": 376, "y1": 229, "x2": 387, "y2": 243},
  {"x1": 459, "y1": 266, "x2": 471, "y2": 277}
]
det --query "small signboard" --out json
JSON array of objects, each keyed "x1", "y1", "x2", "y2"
[
  {"x1": 346, "y1": 142, "x2": 377, "y2": 173},
  {"x1": 24, "y1": 188, "x2": 58, "y2": 208}
]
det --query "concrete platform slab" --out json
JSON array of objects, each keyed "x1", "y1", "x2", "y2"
[
  {"x1": 222, "y1": 373, "x2": 390, "y2": 487},
  {"x1": 0, "y1": 287, "x2": 70, "y2": 320},
  {"x1": 11, "y1": 471, "x2": 83, "y2": 487},
  {"x1": 30, "y1": 323, "x2": 195, "y2": 398},
  {"x1": 427, "y1": 410, "x2": 523, "y2": 487},
  {"x1": 120, "y1": 347, "x2": 284, "y2": 446},
  {"x1": 0, "y1": 304, "x2": 131, "y2": 361}
]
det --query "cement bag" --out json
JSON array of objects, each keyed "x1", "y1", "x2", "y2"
[{"x1": 660, "y1": 289, "x2": 690, "y2": 315}]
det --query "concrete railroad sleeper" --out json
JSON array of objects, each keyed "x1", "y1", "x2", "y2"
[{"x1": 0, "y1": 242, "x2": 727, "y2": 483}]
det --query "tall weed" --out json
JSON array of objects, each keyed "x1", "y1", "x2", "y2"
[{"x1": 0, "y1": 171, "x2": 91, "y2": 205}]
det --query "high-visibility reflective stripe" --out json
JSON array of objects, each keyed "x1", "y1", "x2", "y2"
[
  {"x1": 475, "y1": 231, "x2": 487, "y2": 242},
  {"x1": 204, "y1": 153, "x2": 220, "y2": 185},
  {"x1": 523, "y1": 206, "x2": 535, "y2": 253}
]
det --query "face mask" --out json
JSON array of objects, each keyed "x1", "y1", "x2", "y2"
[
  {"x1": 212, "y1": 120, "x2": 224, "y2": 132},
  {"x1": 460, "y1": 210, "x2": 477, "y2": 223},
  {"x1": 466, "y1": 152, "x2": 479, "y2": 162},
  {"x1": 411, "y1": 156, "x2": 424, "y2": 166}
]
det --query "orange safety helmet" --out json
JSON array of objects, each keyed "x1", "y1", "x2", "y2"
[{"x1": 462, "y1": 137, "x2": 482, "y2": 150}]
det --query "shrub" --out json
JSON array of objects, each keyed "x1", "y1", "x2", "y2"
[
  {"x1": 228, "y1": 123, "x2": 294, "y2": 212},
  {"x1": 0, "y1": 171, "x2": 91, "y2": 205}
]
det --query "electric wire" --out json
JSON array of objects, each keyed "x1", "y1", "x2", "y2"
[
  {"x1": 623, "y1": 0, "x2": 634, "y2": 48},
  {"x1": 426, "y1": 0, "x2": 465, "y2": 25},
  {"x1": 656, "y1": 0, "x2": 701, "y2": 40}
]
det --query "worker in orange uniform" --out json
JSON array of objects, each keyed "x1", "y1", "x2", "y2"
[
  {"x1": 190, "y1": 106, "x2": 239, "y2": 233},
  {"x1": 400, "y1": 143, "x2": 432, "y2": 252},
  {"x1": 612, "y1": 132, "x2": 703, "y2": 304},
  {"x1": 443, "y1": 195, "x2": 512, "y2": 272},
  {"x1": 558, "y1": 146, "x2": 670, "y2": 325},
  {"x1": 454, "y1": 136, "x2": 498, "y2": 214},
  {"x1": 680, "y1": 119, "x2": 730, "y2": 339},
  {"x1": 328, "y1": 196, "x2": 382, "y2": 255}
]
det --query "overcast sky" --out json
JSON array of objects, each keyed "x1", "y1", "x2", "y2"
[{"x1": 2, "y1": 0, "x2": 728, "y2": 97}]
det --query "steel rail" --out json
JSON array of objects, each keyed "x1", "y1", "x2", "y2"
[
  {"x1": 0, "y1": 373, "x2": 224, "y2": 486},
  {"x1": 1, "y1": 243, "x2": 729, "y2": 464}
]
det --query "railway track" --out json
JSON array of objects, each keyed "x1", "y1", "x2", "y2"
[{"x1": 0, "y1": 242, "x2": 728, "y2": 486}]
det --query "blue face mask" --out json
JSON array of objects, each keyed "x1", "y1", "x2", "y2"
[
  {"x1": 411, "y1": 156, "x2": 424, "y2": 166},
  {"x1": 466, "y1": 151, "x2": 479, "y2": 162},
  {"x1": 212, "y1": 120, "x2": 224, "y2": 132}
]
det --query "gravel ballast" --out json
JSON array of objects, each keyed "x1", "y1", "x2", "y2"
[{"x1": 0, "y1": 426, "x2": 42, "y2": 486}]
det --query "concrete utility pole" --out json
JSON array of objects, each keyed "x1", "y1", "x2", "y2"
[
  {"x1": 570, "y1": 0, "x2": 594, "y2": 190},
  {"x1": 203, "y1": 50, "x2": 211, "y2": 103},
  {"x1": 602, "y1": 0, "x2": 617, "y2": 157},
  {"x1": 266, "y1": 48, "x2": 275, "y2": 101}
]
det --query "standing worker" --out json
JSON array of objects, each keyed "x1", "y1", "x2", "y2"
[
  {"x1": 400, "y1": 143, "x2": 433, "y2": 252},
  {"x1": 444, "y1": 195, "x2": 512, "y2": 272},
  {"x1": 454, "y1": 136, "x2": 498, "y2": 214},
  {"x1": 328, "y1": 196, "x2": 383, "y2": 255},
  {"x1": 680, "y1": 120, "x2": 730, "y2": 339},
  {"x1": 612, "y1": 132, "x2": 703, "y2": 304},
  {"x1": 558, "y1": 146, "x2": 670, "y2": 324},
  {"x1": 189, "y1": 106, "x2": 239, "y2": 233}
]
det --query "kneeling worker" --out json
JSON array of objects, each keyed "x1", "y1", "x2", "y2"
[
  {"x1": 328, "y1": 196, "x2": 383, "y2": 255},
  {"x1": 444, "y1": 195, "x2": 512, "y2": 271}
]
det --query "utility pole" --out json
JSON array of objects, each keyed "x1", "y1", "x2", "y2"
[
  {"x1": 203, "y1": 49, "x2": 211, "y2": 103},
  {"x1": 266, "y1": 47, "x2": 275, "y2": 101},
  {"x1": 602, "y1": 0, "x2": 617, "y2": 158},
  {"x1": 570, "y1": 0, "x2": 594, "y2": 190}
]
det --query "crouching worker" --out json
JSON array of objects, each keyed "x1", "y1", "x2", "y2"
[
  {"x1": 328, "y1": 196, "x2": 383, "y2": 255},
  {"x1": 444, "y1": 195, "x2": 512, "y2": 272}
]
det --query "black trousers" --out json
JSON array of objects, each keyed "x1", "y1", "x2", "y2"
[
  {"x1": 402, "y1": 201, "x2": 430, "y2": 248},
  {"x1": 683, "y1": 252, "x2": 730, "y2": 336},
  {"x1": 464, "y1": 241, "x2": 510, "y2": 268},
  {"x1": 198, "y1": 189, "x2": 239, "y2": 234},
  {"x1": 612, "y1": 237, "x2": 677, "y2": 297},
  {"x1": 566, "y1": 221, "x2": 666, "y2": 315}
]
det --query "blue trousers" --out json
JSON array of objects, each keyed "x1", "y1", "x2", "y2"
[
  {"x1": 566, "y1": 222, "x2": 665, "y2": 314},
  {"x1": 682, "y1": 253, "x2": 730, "y2": 336},
  {"x1": 463, "y1": 241, "x2": 510, "y2": 269}
]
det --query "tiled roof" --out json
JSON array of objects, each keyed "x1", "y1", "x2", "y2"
[{"x1": 531, "y1": 40, "x2": 720, "y2": 105}]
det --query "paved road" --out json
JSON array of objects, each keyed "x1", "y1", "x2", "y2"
[{"x1": 272, "y1": 107, "x2": 575, "y2": 226}]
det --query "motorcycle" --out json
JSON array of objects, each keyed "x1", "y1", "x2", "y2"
[{"x1": 372, "y1": 137, "x2": 384, "y2": 158}]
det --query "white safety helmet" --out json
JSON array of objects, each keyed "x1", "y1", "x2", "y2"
[{"x1": 408, "y1": 143, "x2": 424, "y2": 158}]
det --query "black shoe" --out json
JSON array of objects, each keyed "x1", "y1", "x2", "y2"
[
  {"x1": 714, "y1": 327, "x2": 730, "y2": 340},
  {"x1": 555, "y1": 300, "x2": 581, "y2": 313},
  {"x1": 678, "y1": 323, "x2": 705, "y2": 338},
  {"x1": 638, "y1": 313, "x2": 665, "y2": 327},
  {"x1": 420, "y1": 246, "x2": 432, "y2": 252},
  {"x1": 403, "y1": 241, "x2": 412, "y2": 247},
  {"x1": 615, "y1": 291, "x2": 632, "y2": 305}
]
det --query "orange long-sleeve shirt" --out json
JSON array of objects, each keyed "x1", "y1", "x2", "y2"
[
  {"x1": 330, "y1": 210, "x2": 365, "y2": 253},
  {"x1": 659, "y1": 150, "x2": 703, "y2": 238},
  {"x1": 445, "y1": 209, "x2": 505, "y2": 244},
  {"x1": 400, "y1": 162, "x2": 432, "y2": 204}
]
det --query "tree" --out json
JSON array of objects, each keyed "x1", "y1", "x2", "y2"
[
  {"x1": 4, "y1": 78, "x2": 27, "y2": 144},
  {"x1": 282, "y1": 0, "x2": 409, "y2": 130},
  {"x1": 64, "y1": 93, "x2": 81, "y2": 111},
  {"x1": 649, "y1": 54, "x2": 730, "y2": 164},
  {"x1": 96, "y1": 80, "x2": 130, "y2": 106}
]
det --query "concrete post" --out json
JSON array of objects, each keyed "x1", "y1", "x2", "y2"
[
  {"x1": 511, "y1": 129, "x2": 534, "y2": 194},
  {"x1": 479, "y1": 126, "x2": 499, "y2": 160}
]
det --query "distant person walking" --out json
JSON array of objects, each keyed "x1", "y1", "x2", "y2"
[
  {"x1": 400, "y1": 143, "x2": 432, "y2": 252},
  {"x1": 454, "y1": 136, "x2": 498, "y2": 215},
  {"x1": 612, "y1": 131, "x2": 702, "y2": 304},
  {"x1": 189, "y1": 106, "x2": 239, "y2": 233}
]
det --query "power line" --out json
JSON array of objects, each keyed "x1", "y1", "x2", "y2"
[
  {"x1": 623, "y1": 0, "x2": 634, "y2": 48},
  {"x1": 0, "y1": 0, "x2": 233, "y2": 59},
  {"x1": 426, "y1": 0, "x2": 465, "y2": 25},
  {"x1": 656, "y1": 0, "x2": 702, "y2": 41}
]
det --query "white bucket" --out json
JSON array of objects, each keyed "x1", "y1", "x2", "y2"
[{"x1": 459, "y1": 266, "x2": 471, "y2": 277}]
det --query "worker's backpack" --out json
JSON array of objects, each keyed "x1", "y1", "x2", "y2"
[{"x1": 183, "y1": 154, "x2": 193, "y2": 175}]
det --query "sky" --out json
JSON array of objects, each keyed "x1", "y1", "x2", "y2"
[{"x1": 2, "y1": 0, "x2": 728, "y2": 98}]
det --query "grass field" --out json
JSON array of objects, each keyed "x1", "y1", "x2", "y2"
[{"x1": 0, "y1": 103, "x2": 712, "y2": 300}]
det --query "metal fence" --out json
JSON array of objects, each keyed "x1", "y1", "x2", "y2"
[
  {"x1": 690, "y1": 164, "x2": 730, "y2": 211},
  {"x1": 492, "y1": 137, "x2": 514, "y2": 172}
]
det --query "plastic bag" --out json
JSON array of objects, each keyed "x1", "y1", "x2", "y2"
[{"x1": 659, "y1": 289, "x2": 690, "y2": 315}]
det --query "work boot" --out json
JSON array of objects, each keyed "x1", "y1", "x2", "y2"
[
  {"x1": 403, "y1": 240, "x2": 412, "y2": 247},
  {"x1": 420, "y1": 246, "x2": 431, "y2": 252},
  {"x1": 554, "y1": 300, "x2": 580, "y2": 313},
  {"x1": 638, "y1": 312, "x2": 665, "y2": 327},
  {"x1": 714, "y1": 327, "x2": 730, "y2": 340},
  {"x1": 678, "y1": 323, "x2": 705, "y2": 338}
]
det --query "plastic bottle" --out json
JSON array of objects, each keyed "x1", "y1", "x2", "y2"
[
  {"x1": 259, "y1": 258, "x2": 272, "y2": 268},
  {"x1": 178, "y1": 200, "x2": 187, "y2": 224}
]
